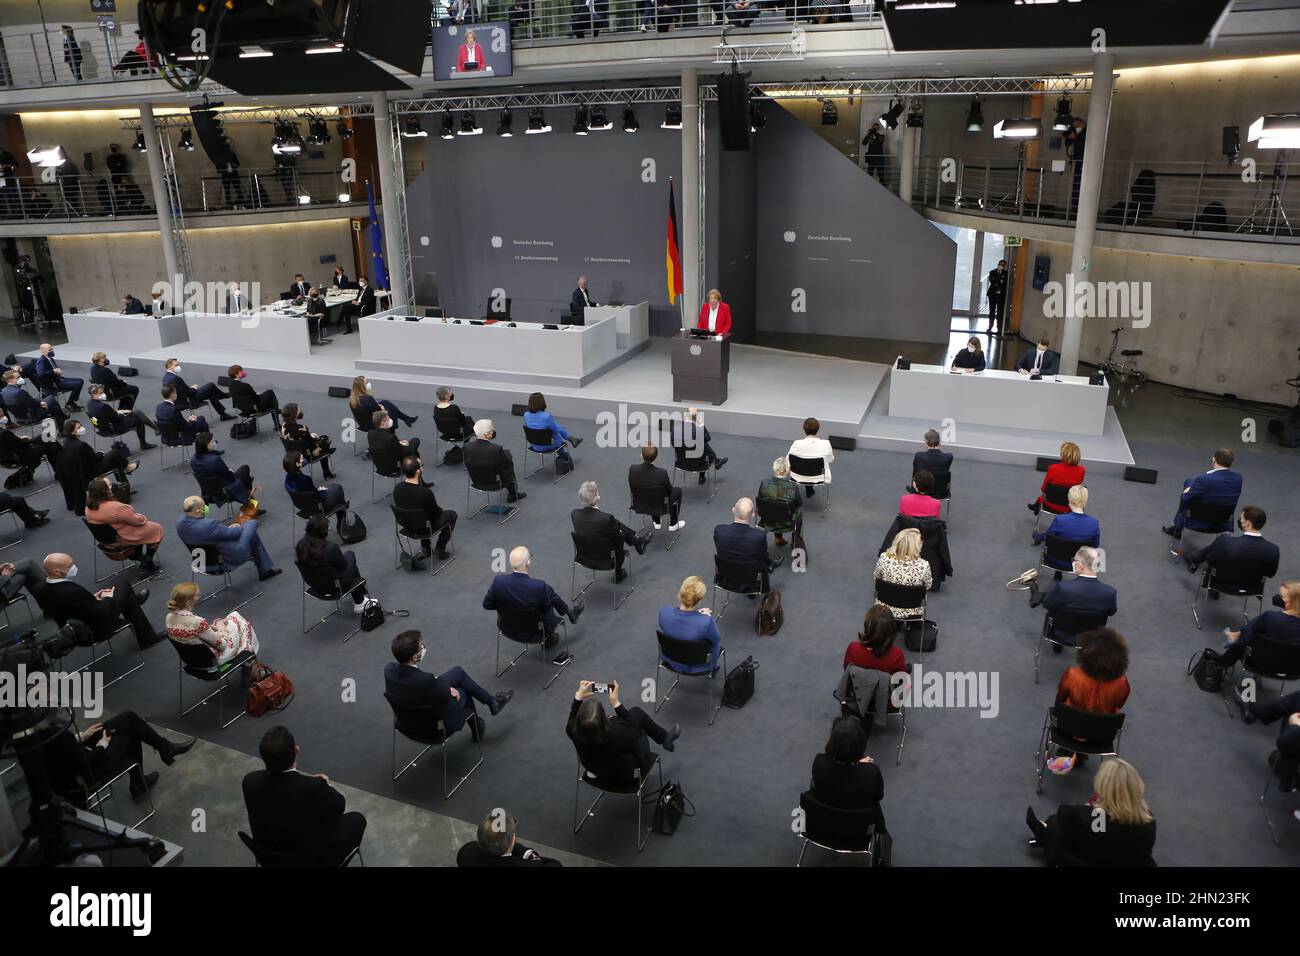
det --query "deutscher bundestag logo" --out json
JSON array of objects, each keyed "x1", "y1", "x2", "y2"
[{"x1": 690, "y1": 344, "x2": 702, "y2": 356}]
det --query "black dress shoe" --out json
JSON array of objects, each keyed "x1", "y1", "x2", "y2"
[
  {"x1": 1184, "y1": 557, "x2": 1200, "y2": 574},
  {"x1": 570, "y1": 436, "x2": 583, "y2": 449},
  {"x1": 662, "y1": 724, "x2": 681, "y2": 752},
  {"x1": 219, "y1": 413, "x2": 237, "y2": 422},
  {"x1": 1162, "y1": 525, "x2": 1182, "y2": 539},
  {"x1": 23, "y1": 515, "x2": 50, "y2": 528},
  {"x1": 139, "y1": 631, "x2": 167, "y2": 649},
  {"x1": 1027, "y1": 502, "x2": 1040, "y2": 514},
  {"x1": 160, "y1": 738, "x2": 196, "y2": 766},
  {"x1": 714, "y1": 456, "x2": 728, "y2": 471},
  {"x1": 258, "y1": 568, "x2": 283, "y2": 581},
  {"x1": 489, "y1": 690, "x2": 514, "y2": 716},
  {"x1": 506, "y1": 491, "x2": 527, "y2": 503},
  {"x1": 614, "y1": 568, "x2": 629, "y2": 584},
  {"x1": 634, "y1": 535, "x2": 650, "y2": 555},
  {"x1": 66, "y1": 402, "x2": 84, "y2": 411},
  {"x1": 129, "y1": 771, "x2": 159, "y2": 800},
  {"x1": 434, "y1": 549, "x2": 451, "y2": 561},
  {"x1": 134, "y1": 587, "x2": 151, "y2": 604},
  {"x1": 697, "y1": 472, "x2": 706, "y2": 485},
  {"x1": 805, "y1": 485, "x2": 815, "y2": 498},
  {"x1": 140, "y1": 442, "x2": 159, "y2": 450},
  {"x1": 568, "y1": 600, "x2": 585, "y2": 624}
]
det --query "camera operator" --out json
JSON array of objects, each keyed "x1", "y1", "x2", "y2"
[{"x1": 566, "y1": 679, "x2": 680, "y2": 778}]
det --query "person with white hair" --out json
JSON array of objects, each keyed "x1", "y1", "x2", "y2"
[
  {"x1": 571, "y1": 480, "x2": 649, "y2": 583},
  {"x1": 714, "y1": 496, "x2": 780, "y2": 593},
  {"x1": 672, "y1": 406, "x2": 727, "y2": 485},
  {"x1": 757, "y1": 456, "x2": 801, "y2": 548},
  {"x1": 482, "y1": 545, "x2": 584, "y2": 648},
  {"x1": 464, "y1": 418, "x2": 525, "y2": 502},
  {"x1": 1032, "y1": 484, "x2": 1101, "y2": 576},
  {"x1": 1028, "y1": 545, "x2": 1118, "y2": 648}
]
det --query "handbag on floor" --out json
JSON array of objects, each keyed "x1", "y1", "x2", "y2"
[
  {"x1": 229, "y1": 420, "x2": 257, "y2": 440},
  {"x1": 722, "y1": 656, "x2": 758, "y2": 708},
  {"x1": 755, "y1": 589, "x2": 783, "y2": 635},
  {"x1": 338, "y1": 510, "x2": 367, "y2": 544},
  {"x1": 1188, "y1": 647, "x2": 1226, "y2": 692},
  {"x1": 245, "y1": 662, "x2": 294, "y2": 716},
  {"x1": 901, "y1": 619, "x2": 939, "y2": 653},
  {"x1": 648, "y1": 781, "x2": 695, "y2": 836}
]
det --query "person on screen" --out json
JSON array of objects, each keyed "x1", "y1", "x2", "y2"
[
  {"x1": 697, "y1": 288, "x2": 732, "y2": 337},
  {"x1": 456, "y1": 29, "x2": 485, "y2": 73},
  {"x1": 951, "y1": 336, "x2": 986, "y2": 372}
]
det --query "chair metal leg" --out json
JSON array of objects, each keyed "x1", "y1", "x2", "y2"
[
  {"x1": 655, "y1": 662, "x2": 680, "y2": 715},
  {"x1": 896, "y1": 704, "x2": 907, "y2": 766},
  {"x1": 0, "y1": 509, "x2": 22, "y2": 551},
  {"x1": 179, "y1": 665, "x2": 246, "y2": 729},
  {"x1": 1034, "y1": 712, "x2": 1050, "y2": 794},
  {"x1": 1192, "y1": 584, "x2": 1205, "y2": 629},
  {"x1": 391, "y1": 726, "x2": 433, "y2": 782},
  {"x1": 796, "y1": 838, "x2": 810, "y2": 867},
  {"x1": 495, "y1": 628, "x2": 530, "y2": 678},
  {"x1": 708, "y1": 646, "x2": 726, "y2": 726},
  {"x1": 713, "y1": 584, "x2": 732, "y2": 622},
  {"x1": 76, "y1": 628, "x2": 145, "y2": 690},
  {"x1": 441, "y1": 731, "x2": 484, "y2": 799},
  {"x1": 1033, "y1": 630, "x2": 1044, "y2": 684},
  {"x1": 86, "y1": 762, "x2": 155, "y2": 831},
  {"x1": 1258, "y1": 763, "x2": 1290, "y2": 848}
]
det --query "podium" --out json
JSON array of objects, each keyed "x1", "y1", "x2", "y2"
[{"x1": 671, "y1": 332, "x2": 729, "y2": 405}]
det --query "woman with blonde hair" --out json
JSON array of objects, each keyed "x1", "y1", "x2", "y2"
[
  {"x1": 1026, "y1": 758, "x2": 1156, "y2": 866},
  {"x1": 164, "y1": 582, "x2": 259, "y2": 665},
  {"x1": 1029, "y1": 440, "x2": 1085, "y2": 515},
  {"x1": 657, "y1": 575, "x2": 722, "y2": 675},
  {"x1": 873, "y1": 528, "x2": 931, "y2": 619},
  {"x1": 348, "y1": 374, "x2": 417, "y2": 431}
]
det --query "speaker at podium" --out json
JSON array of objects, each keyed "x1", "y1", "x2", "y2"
[{"x1": 672, "y1": 328, "x2": 729, "y2": 405}]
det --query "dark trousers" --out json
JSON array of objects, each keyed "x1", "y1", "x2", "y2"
[
  {"x1": 0, "y1": 491, "x2": 41, "y2": 525},
  {"x1": 988, "y1": 293, "x2": 1005, "y2": 330},
  {"x1": 226, "y1": 464, "x2": 254, "y2": 505},
  {"x1": 251, "y1": 389, "x2": 281, "y2": 429},
  {"x1": 664, "y1": 486, "x2": 683, "y2": 524},
  {"x1": 441, "y1": 665, "x2": 495, "y2": 731},
  {"x1": 52, "y1": 376, "x2": 83, "y2": 404},
  {"x1": 11, "y1": 438, "x2": 58, "y2": 471},
  {"x1": 1248, "y1": 690, "x2": 1300, "y2": 785},
  {"x1": 104, "y1": 584, "x2": 159, "y2": 649},
  {"x1": 377, "y1": 399, "x2": 415, "y2": 427},
  {"x1": 85, "y1": 710, "x2": 172, "y2": 791},
  {"x1": 329, "y1": 812, "x2": 367, "y2": 865},
  {"x1": 111, "y1": 382, "x2": 140, "y2": 409},
  {"x1": 190, "y1": 382, "x2": 230, "y2": 417},
  {"x1": 108, "y1": 410, "x2": 156, "y2": 446},
  {"x1": 419, "y1": 509, "x2": 457, "y2": 555},
  {"x1": 338, "y1": 550, "x2": 368, "y2": 604},
  {"x1": 93, "y1": 445, "x2": 132, "y2": 482},
  {"x1": 620, "y1": 706, "x2": 672, "y2": 774}
]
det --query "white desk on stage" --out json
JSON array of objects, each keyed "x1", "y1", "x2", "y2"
[
  {"x1": 585, "y1": 302, "x2": 649, "y2": 351},
  {"x1": 62, "y1": 310, "x2": 189, "y2": 352},
  {"x1": 184, "y1": 307, "x2": 312, "y2": 356},
  {"x1": 889, "y1": 364, "x2": 1110, "y2": 435}
]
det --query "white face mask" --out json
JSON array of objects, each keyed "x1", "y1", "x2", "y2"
[
  {"x1": 66, "y1": 564, "x2": 79, "y2": 579},
  {"x1": 365, "y1": 381, "x2": 373, "y2": 392},
  {"x1": 75, "y1": 428, "x2": 85, "y2": 438},
  {"x1": 967, "y1": 345, "x2": 976, "y2": 353},
  {"x1": 13, "y1": 377, "x2": 23, "y2": 386},
  {"x1": 172, "y1": 365, "x2": 182, "y2": 374}
]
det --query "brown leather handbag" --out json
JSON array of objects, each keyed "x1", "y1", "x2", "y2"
[{"x1": 245, "y1": 662, "x2": 294, "y2": 717}]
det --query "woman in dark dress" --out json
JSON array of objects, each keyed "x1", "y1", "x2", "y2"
[
  {"x1": 951, "y1": 336, "x2": 987, "y2": 372},
  {"x1": 294, "y1": 515, "x2": 370, "y2": 611},
  {"x1": 809, "y1": 715, "x2": 886, "y2": 833},
  {"x1": 280, "y1": 402, "x2": 336, "y2": 480},
  {"x1": 1027, "y1": 757, "x2": 1156, "y2": 866}
]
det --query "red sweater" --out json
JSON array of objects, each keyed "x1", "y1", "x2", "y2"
[
  {"x1": 844, "y1": 641, "x2": 907, "y2": 674},
  {"x1": 1039, "y1": 462, "x2": 1086, "y2": 512}
]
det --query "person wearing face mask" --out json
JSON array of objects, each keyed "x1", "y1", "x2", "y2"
[
  {"x1": 87, "y1": 384, "x2": 158, "y2": 451},
  {"x1": 162, "y1": 357, "x2": 235, "y2": 421},
  {"x1": 348, "y1": 375, "x2": 417, "y2": 432},
  {"x1": 84, "y1": 475, "x2": 164, "y2": 573},
  {"x1": 433, "y1": 386, "x2": 475, "y2": 444},
  {"x1": 89, "y1": 351, "x2": 139, "y2": 409},
  {"x1": 303, "y1": 289, "x2": 330, "y2": 345},
  {"x1": 1183, "y1": 505, "x2": 1279, "y2": 599},
  {"x1": 384, "y1": 629, "x2": 513, "y2": 744},
  {"x1": 2, "y1": 367, "x2": 68, "y2": 429},
  {"x1": 35, "y1": 343, "x2": 84, "y2": 411},
  {"x1": 951, "y1": 336, "x2": 986, "y2": 372},
  {"x1": 191, "y1": 431, "x2": 260, "y2": 510},
  {"x1": 986, "y1": 260, "x2": 1009, "y2": 337},
  {"x1": 331, "y1": 266, "x2": 350, "y2": 290},
  {"x1": 465, "y1": 418, "x2": 526, "y2": 504},
  {"x1": 336, "y1": 275, "x2": 375, "y2": 334},
  {"x1": 56, "y1": 418, "x2": 137, "y2": 516},
  {"x1": 226, "y1": 364, "x2": 282, "y2": 431},
  {"x1": 176, "y1": 495, "x2": 282, "y2": 582},
  {"x1": 283, "y1": 451, "x2": 349, "y2": 534},
  {"x1": 32, "y1": 551, "x2": 166, "y2": 649},
  {"x1": 1016, "y1": 337, "x2": 1060, "y2": 378}
]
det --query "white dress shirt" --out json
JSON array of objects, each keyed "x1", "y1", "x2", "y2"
[
  {"x1": 707, "y1": 303, "x2": 720, "y2": 332},
  {"x1": 787, "y1": 435, "x2": 834, "y2": 484}
]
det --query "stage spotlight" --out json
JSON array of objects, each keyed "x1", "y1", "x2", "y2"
[
  {"x1": 25, "y1": 145, "x2": 66, "y2": 167},
  {"x1": 496, "y1": 109, "x2": 514, "y2": 137},
  {"x1": 879, "y1": 98, "x2": 904, "y2": 130},
  {"x1": 526, "y1": 107, "x2": 551, "y2": 134},
  {"x1": 297, "y1": 194, "x2": 312, "y2": 205},
  {"x1": 993, "y1": 117, "x2": 1042, "y2": 139},
  {"x1": 1248, "y1": 113, "x2": 1300, "y2": 149},
  {"x1": 965, "y1": 97, "x2": 983, "y2": 132},
  {"x1": 132, "y1": 131, "x2": 147, "y2": 152},
  {"x1": 573, "y1": 106, "x2": 589, "y2": 135},
  {"x1": 589, "y1": 106, "x2": 612, "y2": 131},
  {"x1": 821, "y1": 100, "x2": 838, "y2": 126},
  {"x1": 337, "y1": 121, "x2": 353, "y2": 140},
  {"x1": 306, "y1": 118, "x2": 331, "y2": 145},
  {"x1": 337, "y1": 191, "x2": 352, "y2": 202},
  {"x1": 623, "y1": 106, "x2": 639, "y2": 132},
  {"x1": 272, "y1": 120, "x2": 304, "y2": 155},
  {"x1": 458, "y1": 112, "x2": 483, "y2": 136},
  {"x1": 750, "y1": 105, "x2": 766, "y2": 133},
  {"x1": 1052, "y1": 97, "x2": 1073, "y2": 131},
  {"x1": 905, "y1": 101, "x2": 924, "y2": 128},
  {"x1": 178, "y1": 127, "x2": 195, "y2": 151},
  {"x1": 662, "y1": 104, "x2": 682, "y2": 129}
]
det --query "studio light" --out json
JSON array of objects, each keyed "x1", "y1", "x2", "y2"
[
  {"x1": 178, "y1": 127, "x2": 195, "y2": 151},
  {"x1": 622, "y1": 106, "x2": 639, "y2": 132},
  {"x1": 496, "y1": 109, "x2": 514, "y2": 137},
  {"x1": 337, "y1": 121, "x2": 354, "y2": 140},
  {"x1": 132, "y1": 131, "x2": 147, "y2": 152},
  {"x1": 662, "y1": 104, "x2": 682, "y2": 129},
  {"x1": 589, "y1": 106, "x2": 612, "y2": 131},
  {"x1": 306, "y1": 42, "x2": 345, "y2": 54},
  {"x1": 297, "y1": 193, "x2": 312, "y2": 205},
  {"x1": 750, "y1": 105, "x2": 766, "y2": 133},
  {"x1": 238, "y1": 46, "x2": 273, "y2": 58},
  {"x1": 1052, "y1": 96, "x2": 1073, "y2": 131},
  {"x1": 905, "y1": 101, "x2": 924, "y2": 128},
  {"x1": 573, "y1": 106, "x2": 589, "y2": 135},
  {"x1": 1248, "y1": 113, "x2": 1300, "y2": 149},
  {"x1": 458, "y1": 111, "x2": 483, "y2": 136},
  {"x1": 25, "y1": 145, "x2": 66, "y2": 167},
  {"x1": 526, "y1": 107, "x2": 551, "y2": 134},
  {"x1": 965, "y1": 97, "x2": 984, "y2": 132},
  {"x1": 271, "y1": 120, "x2": 304, "y2": 155},
  {"x1": 821, "y1": 99, "x2": 838, "y2": 126},
  {"x1": 437, "y1": 112, "x2": 454, "y2": 139},
  {"x1": 993, "y1": 117, "x2": 1042, "y2": 139},
  {"x1": 337, "y1": 191, "x2": 352, "y2": 202},
  {"x1": 306, "y1": 118, "x2": 331, "y2": 145},
  {"x1": 879, "y1": 98, "x2": 905, "y2": 130}
]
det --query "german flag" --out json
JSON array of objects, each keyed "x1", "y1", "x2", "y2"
[{"x1": 666, "y1": 178, "x2": 683, "y2": 304}]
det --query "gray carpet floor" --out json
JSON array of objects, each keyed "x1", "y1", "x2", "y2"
[{"x1": 6, "y1": 337, "x2": 1299, "y2": 867}]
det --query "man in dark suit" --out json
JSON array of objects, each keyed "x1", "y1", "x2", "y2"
[
  {"x1": 3, "y1": 367, "x2": 67, "y2": 428},
  {"x1": 288, "y1": 273, "x2": 309, "y2": 300},
  {"x1": 569, "y1": 274, "x2": 596, "y2": 324},
  {"x1": 913, "y1": 428, "x2": 953, "y2": 480},
  {"x1": 628, "y1": 443, "x2": 684, "y2": 530},
  {"x1": 986, "y1": 259, "x2": 1009, "y2": 336},
  {"x1": 1233, "y1": 689, "x2": 1300, "y2": 786},
  {"x1": 672, "y1": 406, "x2": 727, "y2": 484},
  {"x1": 713, "y1": 496, "x2": 779, "y2": 590},
  {"x1": 1185, "y1": 504, "x2": 1279, "y2": 599},
  {"x1": 0, "y1": 423, "x2": 59, "y2": 475},
  {"x1": 32, "y1": 552, "x2": 164, "y2": 648},
  {"x1": 35, "y1": 343, "x2": 83, "y2": 410},
  {"x1": 242, "y1": 725, "x2": 367, "y2": 866},
  {"x1": 572, "y1": 480, "x2": 649, "y2": 583},
  {"x1": 156, "y1": 384, "x2": 209, "y2": 443},
  {"x1": 120, "y1": 293, "x2": 145, "y2": 315},
  {"x1": 464, "y1": 419, "x2": 526, "y2": 503},
  {"x1": 392, "y1": 455, "x2": 457, "y2": 562},
  {"x1": 1016, "y1": 337, "x2": 1060, "y2": 377},
  {"x1": 368, "y1": 410, "x2": 420, "y2": 472},
  {"x1": 483, "y1": 545, "x2": 583, "y2": 645},
  {"x1": 226, "y1": 365, "x2": 281, "y2": 431},
  {"x1": 162, "y1": 357, "x2": 234, "y2": 420},
  {"x1": 1029, "y1": 546, "x2": 1117, "y2": 645},
  {"x1": 457, "y1": 810, "x2": 562, "y2": 867},
  {"x1": 1164, "y1": 448, "x2": 1243, "y2": 539},
  {"x1": 337, "y1": 276, "x2": 375, "y2": 334},
  {"x1": 88, "y1": 384, "x2": 157, "y2": 450},
  {"x1": 331, "y1": 266, "x2": 350, "y2": 290},
  {"x1": 89, "y1": 351, "x2": 138, "y2": 408},
  {"x1": 45, "y1": 710, "x2": 192, "y2": 804},
  {"x1": 567, "y1": 679, "x2": 678, "y2": 779},
  {"x1": 384, "y1": 629, "x2": 512, "y2": 742}
]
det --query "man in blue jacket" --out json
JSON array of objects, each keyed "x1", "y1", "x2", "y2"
[
  {"x1": 1029, "y1": 546, "x2": 1117, "y2": 647},
  {"x1": 35, "y1": 343, "x2": 83, "y2": 410},
  {"x1": 1184, "y1": 504, "x2": 1280, "y2": 599},
  {"x1": 1164, "y1": 448, "x2": 1242, "y2": 539},
  {"x1": 2, "y1": 367, "x2": 67, "y2": 428},
  {"x1": 713, "y1": 497, "x2": 780, "y2": 591},
  {"x1": 156, "y1": 384, "x2": 208, "y2": 443},
  {"x1": 176, "y1": 495, "x2": 281, "y2": 581},
  {"x1": 384, "y1": 629, "x2": 512, "y2": 742},
  {"x1": 483, "y1": 545, "x2": 583, "y2": 646}
]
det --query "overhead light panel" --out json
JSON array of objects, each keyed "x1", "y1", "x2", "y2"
[
  {"x1": 965, "y1": 97, "x2": 983, "y2": 132},
  {"x1": 458, "y1": 111, "x2": 482, "y2": 136},
  {"x1": 238, "y1": 46, "x2": 273, "y2": 59},
  {"x1": 1248, "y1": 112, "x2": 1300, "y2": 149},
  {"x1": 306, "y1": 42, "x2": 345, "y2": 54},
  {"x1": 1052, "y1": 96, "x2": 1073, "y2": 131},
  {"x1": 993, "y1": 117, "x2": 1042, "y2": 139},
  {"x1": 496, "y1": 109, "x2": 513, "y2": 137},
  {"x1": 662, "y1": 104, "x2": 682, "y2": 129},
  {"x1": 526, "y1": 107, "x2": 551, "y2": 134},
  {"x1": 879, "y1": 98, "x2": 904, "y2": 130},
  {"x1": 26, "y1": 145, "x2": 66, "y2": 167},
  {"x1": 821, "y1": 100, "x2": 838, "y2": 126},
  {"x1": 337, "y1": 192, "x2": 352, "y2": 202},
  {"x1": 622, "y1": 106, "x2": 639, "y2": 132},
  {"x1": 297, "y1": 194, "x2": 312, "y2": 205}
]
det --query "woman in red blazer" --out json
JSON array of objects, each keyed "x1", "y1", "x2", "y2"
[
  {"x1": 456, "y1": 30, "x2": 484, "y2": 73},
  {"x1": 1029, "y1": 440, "x2": 1086, "y2": 514},
  {"x1": 696, "y1": 288, "x2": 732, "y2": 337}
]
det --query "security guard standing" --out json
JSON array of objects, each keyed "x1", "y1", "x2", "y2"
[{"x1": 986, "y1": 259, "x2": 1009, "y2": 337}]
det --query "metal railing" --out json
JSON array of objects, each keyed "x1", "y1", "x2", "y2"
[
  {"x1": 0, "y1": 20, "x2": 163, "y2": 90},
  {"x1": 919, "y1": 154, "x2": 1299, "y2": 243},
  {"x1": 0, "y1": 166, "x2": 369, "y2": 225}
]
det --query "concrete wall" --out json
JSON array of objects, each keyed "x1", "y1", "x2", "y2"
[{"x1": 48, "y1": 218, "x2": 356, "y2": 311}]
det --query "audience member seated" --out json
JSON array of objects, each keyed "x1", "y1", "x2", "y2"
[
  {"x1": 673, "y1": 406, "x2": 728, "y2": 485},
  {"x1": 844, "y1": 604, "x2": 907, "y2": 675},
  {"x1": 714, "y1": 496, "x2": 778, "y2": 591},
  {"x1": 757, "y1": 456, "x2": 801, "y2": 547},
  {"x1": 951, "y1": 336, "x2": 987, "y2": 372},
  {"x1": 1016, "y1": 336, "x2": 1060, "y2": 377},
  {"x1": 1033, "y1": 485, "x2": 1101, "y2": 572},
  {"x1": 899, "y1": 470, "x2": 942, "y2": 519},
  {"x1": 456, "y1": 810, "x2": 562, "y2": 867},
  {"x1": 874, "y1": 529, "x2": 932, "y2": 620},
  {"x1": 295, "y1": 515, "x2": 371, "y2": 613},
  {"x1": 57, "y1": 419, "x2": 136, "y2": 515},
  {"x1": 483, "y1": 545, "x2": 582, "y2": 645},
  {"x1": 787, "y1": 416, "x2": 833, "y2": 498},
  {"x1": 0, "y1": 417, "x2": 59, "y2": 481},
  {"x1": 384, "y1": 629, "x2": 512, "y2": 742},
  {"x1": 809, "y1": 715, "x2": 886, "y2": 835},
  {"x1": 46, "y1": 711, "x2": 193, "y2": 804},
  {"x1": 465, "y1": 419, "x2": 526, "y2": 503},
  {"x1": 629, "y1": 442, "x2": 684, "y2": 532},
  {"x1": 567, "y1": 679, "x2": 679, "y2": 779},
  {"x1": 1220, "y1": 580, "x2": 1300, "y2": 669},
  {"x1": 85, "y1": 475, "x2": 163, "y2": 573},
  {"x1": 434, "y1": 386, "x2": 476, "y2": 446},
  {"x1": 913, "y1": 428, "x2": 953, "y2": 479},
  {"x1": 156, "y1": 384, "x2": 209, "y2": 443},
  {"x1": 725, "y1": 0, "x2": 759, "y2": 26},
  {"x1": 162, "y1": 357, "x2": 234, "y2": 421},
  {"x1": 1026, "y1": 758, "x2": 1156, "y2": 866},
  {"x1": 280, "y1": 402, "x2": 336, "y2": 480},
  {"x1": 1163, "y1": 447, "x2": 1242, "y2": 541},
  {"x1": 35, "y1": 342, "x2": 84, "y2": 410},
  {"x1": 368, "y1": 410, "x2": 419, "y2": 470},
  {"x1": 1029, "y1": 546, "x2": 1117, "y2": 633},
  {"x1": 164, "y1": 581, "x2": 260, "y2": 662},
  {"x1": 658, "y1": 575, "x2": 722, "y2": 674},
  {"x1": 3, "y1": 367, "x2": 67, "y2": 427},
  {"x1": 89, "y1": 351, "x2": 139, "y2": 408},
  {"x1": 32, "y1": 551, "x2": 164, "y2": 648},
  {"x1": 348, "y1": 375, "x2": 417, "y2": 431},
  {"x1": 242, "y1": 725, "x2": 367, "y2": 866},
  {"x1": 176, "y1": 495, "x2": 281, "y2": 582},
  {"x1": 192, "y1": 431, "x2": 258, "y2": 510},
  {"x1": 1232, "y1": 688, "x2": 1300, "y2": 787},
  {"x1": 1048, "y1": 627, "x2": 1130, "y2": 775},
  {"x1": 392, "y1": 455, "x2": 457, "y2": 564},
  {"x1": 1028, "y1": 441, "x2": 1085, "y2": 515},
  {"x1": 1184, "y1": 506, "x2": 1279, "y2": 600},
  {"x1": 227, "y1": 364, "x2": 281, "y2": 431},
  {"x1": 572, "y1": 480, "x2": 648, "y2": 583},
  {"x1": 88, "y1": 384, "x2": 157, "y2": 450},
  {"x1": 284, "y1": 451, "x2": 348, "y2": 534},
  {"x1": 523, "y1": 391, "x2": 582, "y2": 467}
]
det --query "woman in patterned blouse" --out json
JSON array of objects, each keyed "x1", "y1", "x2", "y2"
[
  {"x1": 757, "y1": 456, "x2": 802, "y2": 547},
  {"x1": 164, "y1": 582, "x2": 259, "y2": 666},
  {"x1": 873, "y1": 528, "x2": 932, "y2": 619}
]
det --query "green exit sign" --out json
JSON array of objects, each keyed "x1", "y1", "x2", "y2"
[{"x1": 1005, "y1": 236, "x2": 1024, "y2": 246}]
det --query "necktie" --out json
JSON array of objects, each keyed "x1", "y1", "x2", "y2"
[{"x1": 1034, "y1": 351, "x2": 1042, "y2": 372}]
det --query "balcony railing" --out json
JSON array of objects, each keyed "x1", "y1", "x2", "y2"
[{"x1": 919, "y1": 154, "x2": 1299, "y2": 244}]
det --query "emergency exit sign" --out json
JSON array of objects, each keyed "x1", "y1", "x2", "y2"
[{"x1": 1005, "y1": 236, "x2": 1024, "y2": 246}]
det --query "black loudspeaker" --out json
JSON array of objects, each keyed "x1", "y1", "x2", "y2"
[
  {"x1": 717, "y1": 70, "x2": 751, "y2": 152},
  {"x1": 191, "y1": 108, "x2": 234, "y2": 168},
  {"x1": 1222, "y1": 125, "x2": 1240, "y2": 158},
  {"x1": 510, "y1": 403, "x2": 527, "y2": 417},
  {"x1": 828, "y1": 435, "x2": 856, "y2": 451},
  {"x1": 1268, "y1": 418, "x2": 1300, "y2": 448},
  {"x1": 896, "y1": 357, "x2": 911, "y2": 370},
  {"x1": 1088, "y1": 373, "x2": 1105, "y2": 385},
  {"x1": 1124, "y1": 466, "x2": 1159, "y2": 484},
  {"x1": 1035, "y1": 456, "x2": 1055, "y2": 472},
  {"x1": 327, "y1": 386, "x2": 351, "y2": 399}
]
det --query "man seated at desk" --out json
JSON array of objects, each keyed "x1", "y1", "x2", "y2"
[
  {"x1": 120, "y1": 293, "x2": 145, "y2": 315},
  {"x1": 1016, "y1": 337, "x2": 1060, "y2": 378}
]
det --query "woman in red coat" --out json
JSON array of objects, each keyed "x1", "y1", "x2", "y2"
[
  {"x1": 696, "y1": 288, "x2": 732, "y2": 337},
  {"x1": 1029, "y1": 440, "x2": 1086, "y2": 515},
  {"x1": 456, "y1": 29, "x2": 485, "y2": 73}
]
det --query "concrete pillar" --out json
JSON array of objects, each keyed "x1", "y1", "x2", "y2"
[
  {"x1": 1061, "y1": 52, "x2": 1116, "y2": 376},
  {"x1": 899, "y1": 121, "x2": 917, "y2": 205},
  {"x1": 969, "y1": 230, "x2": 985, "y2": 318},
  {"x1": 138, "y1": 103, "x2": 180, "y2": 289},
  {"x1": 681, "y1": 67, "x2": 702, "y2": 326},
  {"x1": 372, "y1": 91, "x2": 409, "y2": 308}
]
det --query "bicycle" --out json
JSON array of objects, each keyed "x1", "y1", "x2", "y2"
[{"x1": 1097, "y1": 326, "x2": 1147, "y2": 389}]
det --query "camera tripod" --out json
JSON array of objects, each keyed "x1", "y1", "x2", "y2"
[{"x1": 1236, "y1": 152, "x2": 1294, "y2": 237}]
